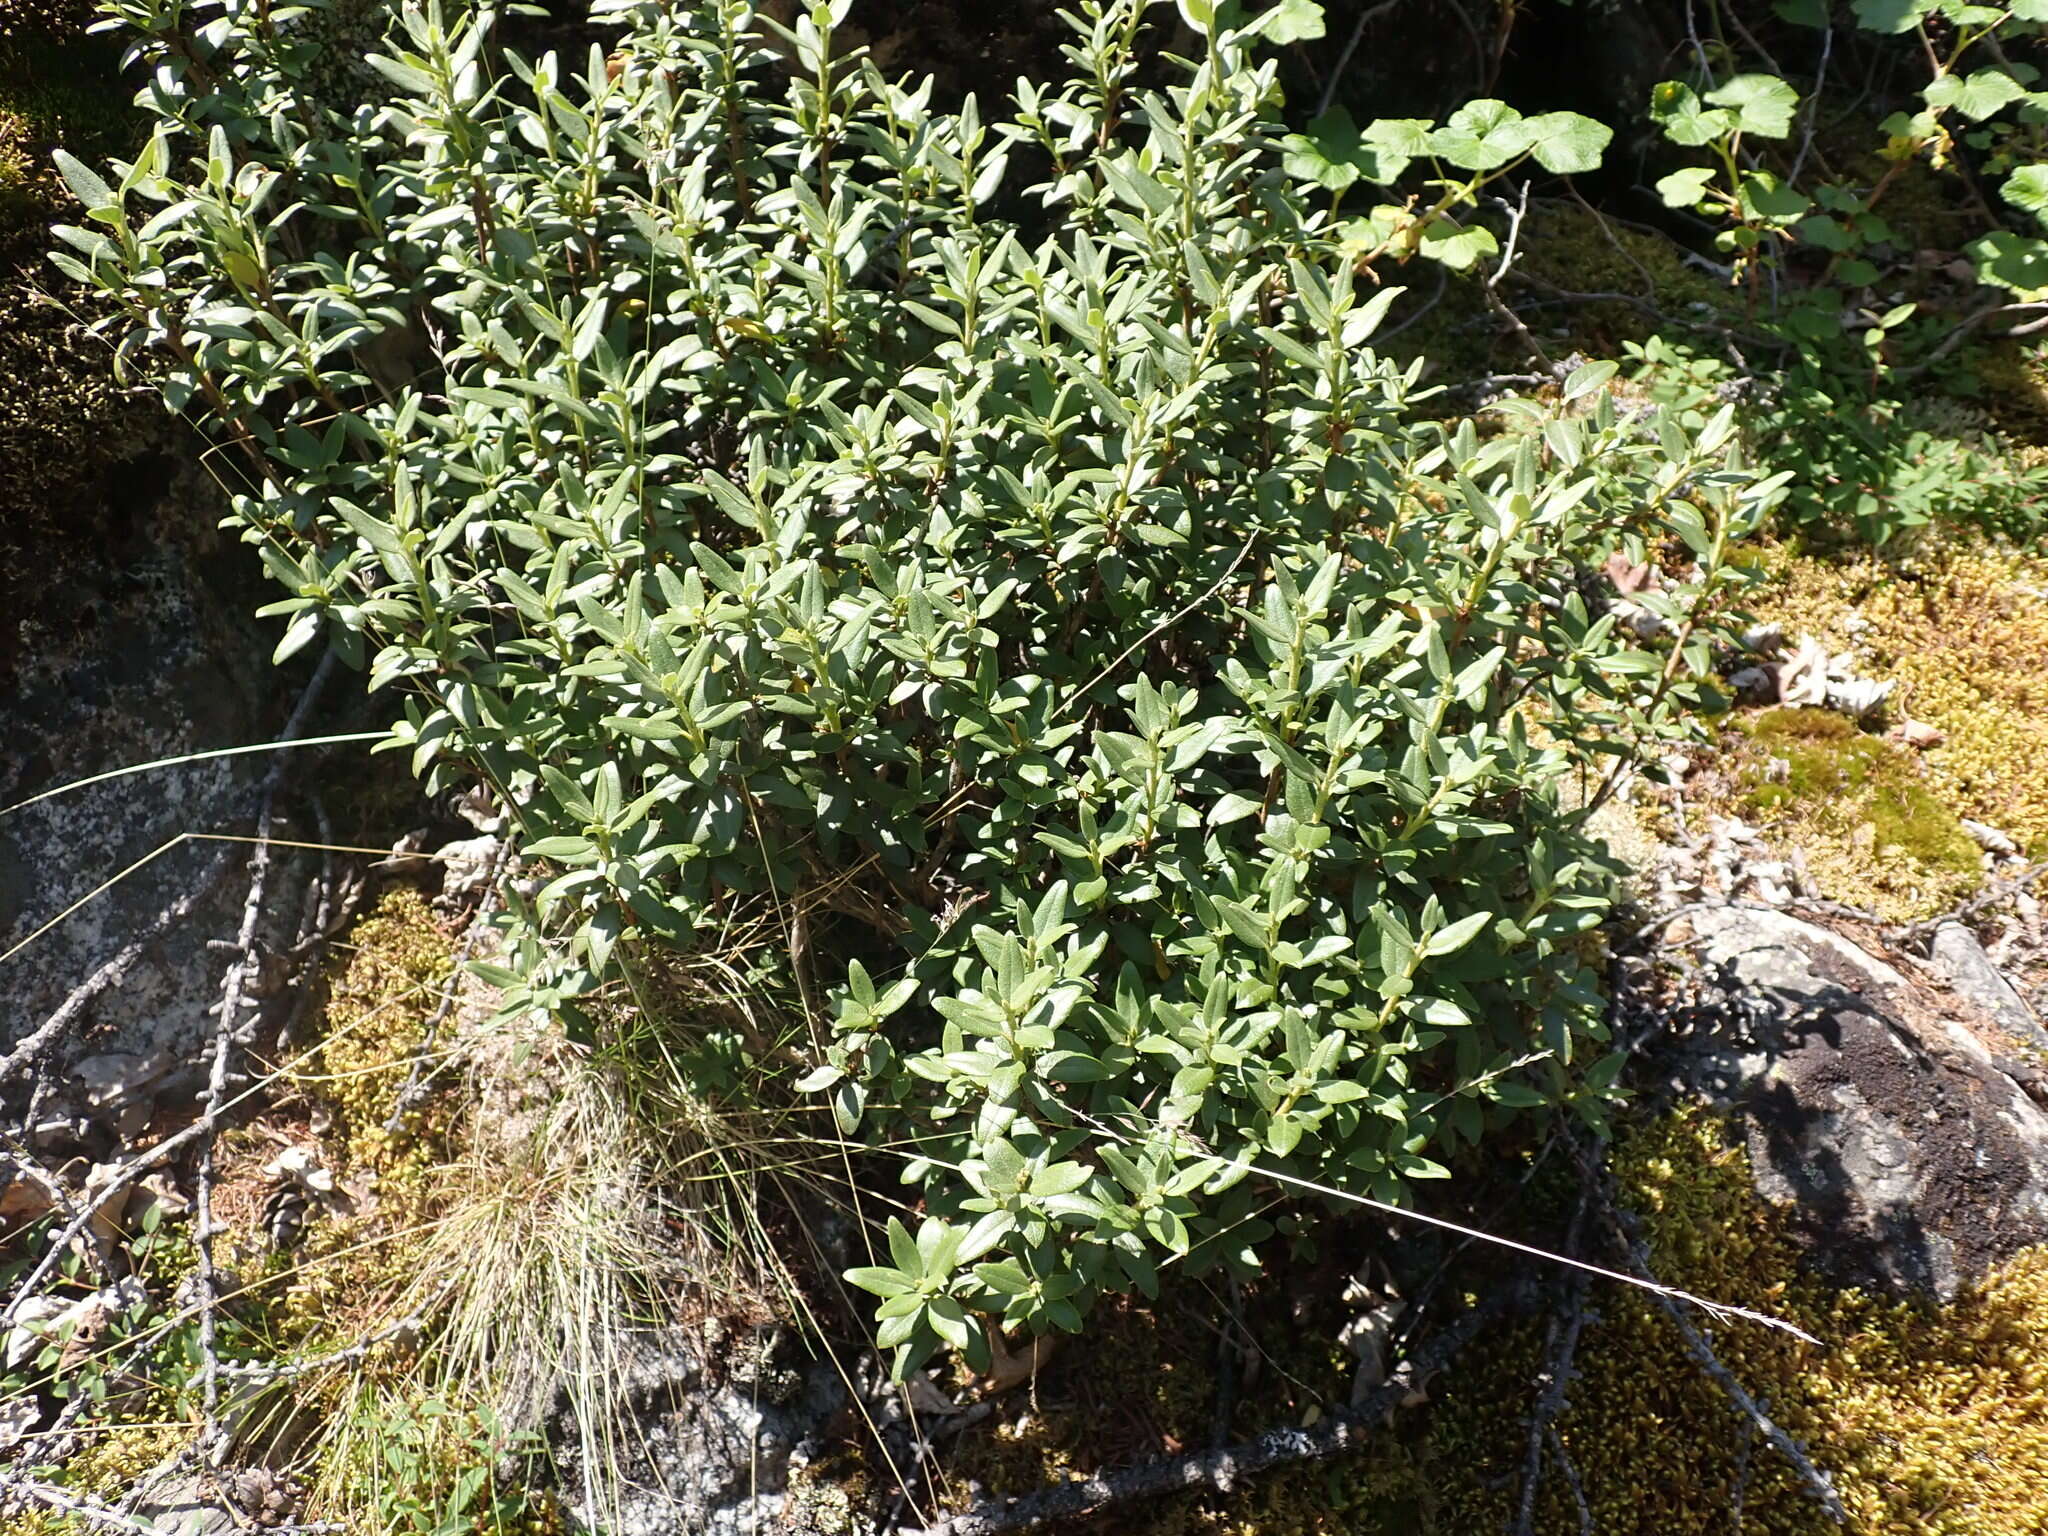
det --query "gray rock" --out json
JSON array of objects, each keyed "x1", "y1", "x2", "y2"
[
  {"x1": 551, "y1": 1324, "x2": 849, "y2": 1536},
  {"x1": 1928, "y1": 921, "x2": 2048, "y2": 1055},
  {"x1": 0, "y1": 460, "x2": 309, "y2": 1101},
  {"x1": 1672, "y1": 905, "x2": 2048, "y2": 1300}
]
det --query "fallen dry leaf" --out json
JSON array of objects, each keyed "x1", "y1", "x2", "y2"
[
  {"x1": 1603, "y1": 551, "x2": 1660, "y2": 595},
  {"x1": 1778, "y1": 635, "x2": 1832, "y2": 707}
]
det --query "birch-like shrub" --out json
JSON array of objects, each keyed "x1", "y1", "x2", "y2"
[{"x1": 55, "y1": 0, "x2": 1775, "y2": 1375}]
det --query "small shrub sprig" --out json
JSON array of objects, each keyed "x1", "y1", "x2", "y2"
[{"x1": 52, "y1": 0, "x2": 1777, "y2": 1376}]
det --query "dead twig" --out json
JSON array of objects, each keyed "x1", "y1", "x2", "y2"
[
  {"x1": 1893, "y1": 861, "x2": 2048, "y2": 955},
  {"x1": 1899, "y1": 302, "x2": 2048, "y2": 381},
  {"x1": 1511, "y1": 1189, "x2": 1591, "y2": 1536},
  {"x1": 1484, "y1": 185, "x2": 1550, "y2": 367},
  {"x1": 275, "y1": 792, "x2": 368, "y2": 1053},
  {"x1": 0, "y1": 1471, "x2": 346, "y2": 1536},
  {"x1": 196, "y1": 783, "x2": 279, "y2": 1437},
  {"x1": 1547, "y1": 1423, "x2": 1593, "y2": 1536},
  {"x1": 217, "y1": 1279, "x2": 453, "y2": 1381}
]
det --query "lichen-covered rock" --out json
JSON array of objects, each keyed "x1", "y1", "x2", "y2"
[
  {"x1": 1929, "y1": 918, "x2": 2048, "y2": 1055},
  {"x1": 0, "y1": 448, "x2": 305, "y2": 1109},
  {"x1": 549, "y1": 1323, "x2": 847, "y2": 1536},
  {"x1": 1671, "y1": 904, "x2": 2048, "y2": 1299}
]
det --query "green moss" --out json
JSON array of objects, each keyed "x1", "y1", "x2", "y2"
[
  {"x1": 1717, "y1": 706, "x2": 1983, "y2": 919},
  {"x1": 300, "y1": 887, "x2": 457, "y2": 1171},
  {"x1": 1420, "y1": 1108, "x2": 2048, "y2": 1534},
  {"x1": 1765, "y1": 545, "x2": 2048, "y2": 858},
  {"x1": 1972, "y1": 338, "x2": 2048, "y2": 451},
  {"x1": 1741, "y1": 707, "x2": 1975, "y2": 867}
]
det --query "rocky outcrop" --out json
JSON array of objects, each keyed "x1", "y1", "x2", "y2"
[
  {"x1": 0, "y1": 448, "x2": 311, "y2": 1142},
  {"x1": 550, "y1": 1321, "x2": 849, "y2": 1536},
  {"x1": 1669, "y1": 904, "x2": 2048, "y2": 1300}
]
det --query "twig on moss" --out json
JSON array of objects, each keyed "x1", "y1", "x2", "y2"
[
  {"x1": 198, "y1": 656, "x2": 339, "y2": 1435},
  {"x1": 0, "y1": 1471, "x2": 348, "y2": 1536},
  {"x1": 196, "y1": 782, "x2": 279, "y2": 1434},
  {"x1": 1511, "y1": 1190, "x2": 1592, "y2": 1536},
  {"x1": 1650, "y1": 1287, "x2": 1843, "y2": 1523},
  {"x1": 1547, "y1": 1423, "x2": 1593, "y2": 1536},
  {"x1": 0, "y1": 1474, "x2": 171, "y2": 1536},
  {"x1": 901, "y1": 1291, "x2": 1512, "y2": 1536},
  {"x1": 382, "y1": 835, "x2": 516, "y2": 1135},
  {"x1": 1899, "y1": 302, "x2": 2048, "y2": 381},
  {"x1": 1893, "y1": 861, "x2": 2048, "y2": 954},
  {"x1": 276, "y1": 793, "x2": 368, "y2": 1053},
  {"x1": 217, "y1": 1279, "x2": 453, "y2": 1381},
  {"x1": 1581, "y1": 1161, "x2": 1846, "y2": 1525},
  {"x1": 1729, "y1": 1420, "x2": 1757, "y2": 1533}
]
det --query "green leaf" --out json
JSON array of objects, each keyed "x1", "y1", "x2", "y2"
[
  {"x1": 833, "y1": 1078, "x2": 868, "y2": 1135},
  {"x1": 1705, "y1": 74, "x2": 1800, "y2": 139},
  {"x1": 1563, "y1": 359, "x2": 1618, "y2": 401},
  {"x1": 975, "y1": 1260, "x2": 1032, "y2": 1295},
  {"x1": 1655, "y1": 166, "x2": 1718, "y2": 210},
  {"x1": 51, "y1": 148, "x2": 116, "y2": 212},
  {"x1": 1283, "y1": 108, "x2": 1411, "y2": 190},
  {"x1": 1969, "y1": 230, "x2": 2048, "y2": 296},
  {"x1": 1364, "y1": 118, "x2": 1437, "y2": 162},
  {"x1": 1794, "y1": 213, "x2": 1856, "y2": 251},
  {"x1": 846, "y1": 1266, "x2": 915, "y2": 1297},
  {"x1": 1254, "y1": 0, "x2": 1325, "y2": 44},
  {"x1": 523, "y1": 835, "x2": 595, "y2": 861},
  {"x1": 2002, "y1": 165, "x2": 2048, "y2": 230},
  {"x1": 1519, "y1": 112, "x2": 1611, "y2": 175},
  {"x1": 1430, "y1": 99, "x2": 1527, "y2": 171},
  {"x1": 1737, "y1": 172, "x2": 1810, "y2": 224},
  {"x1": 1648, "y1": 81, "x2": 1734, "y2": 147},
  {"x1": 1208, "y1": 792, "x2": 1264, "y2": 826},
  {"x1": 1851, "y1": 0, "x2": 1930, "y2": 31},
  {"x1": 1924, "y1": 68, "x2": 2027, "y2": 121},
  {"x1": 1421, "y1": 909, "x2": 1493, "y2": 958},
  {"x1": 1417, "y1": 217, "x2": 1498, "y2": 270}
]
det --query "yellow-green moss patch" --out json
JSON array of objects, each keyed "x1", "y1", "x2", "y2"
[
  {"x1": 1424, "y1": 1108, "x2": 2048, "y2": 1534},
  {"x1": 1727, "y1": 705, "x2": 1982, "y2": 919},
  {"x1": 298, "y1": 887, "x2": 455, "y2": 1171},
  {"x1": 1766, "y1": 543, "x2": 2048, "y2": 857}
]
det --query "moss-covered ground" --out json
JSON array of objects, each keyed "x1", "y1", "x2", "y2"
[
  {"x1": 1694, "y1": 704, "x2": 1985, "y2": 921},
  {"x1": 1763, "y1": 541, "x2": 2048, "y2": 858},
  {"x1": 928, "y1": 1107, "x2": 2048, "y2": 1536},
  {"x1": 1424, "y1": 1110, "x2": 2048, "y2": 1535}
]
